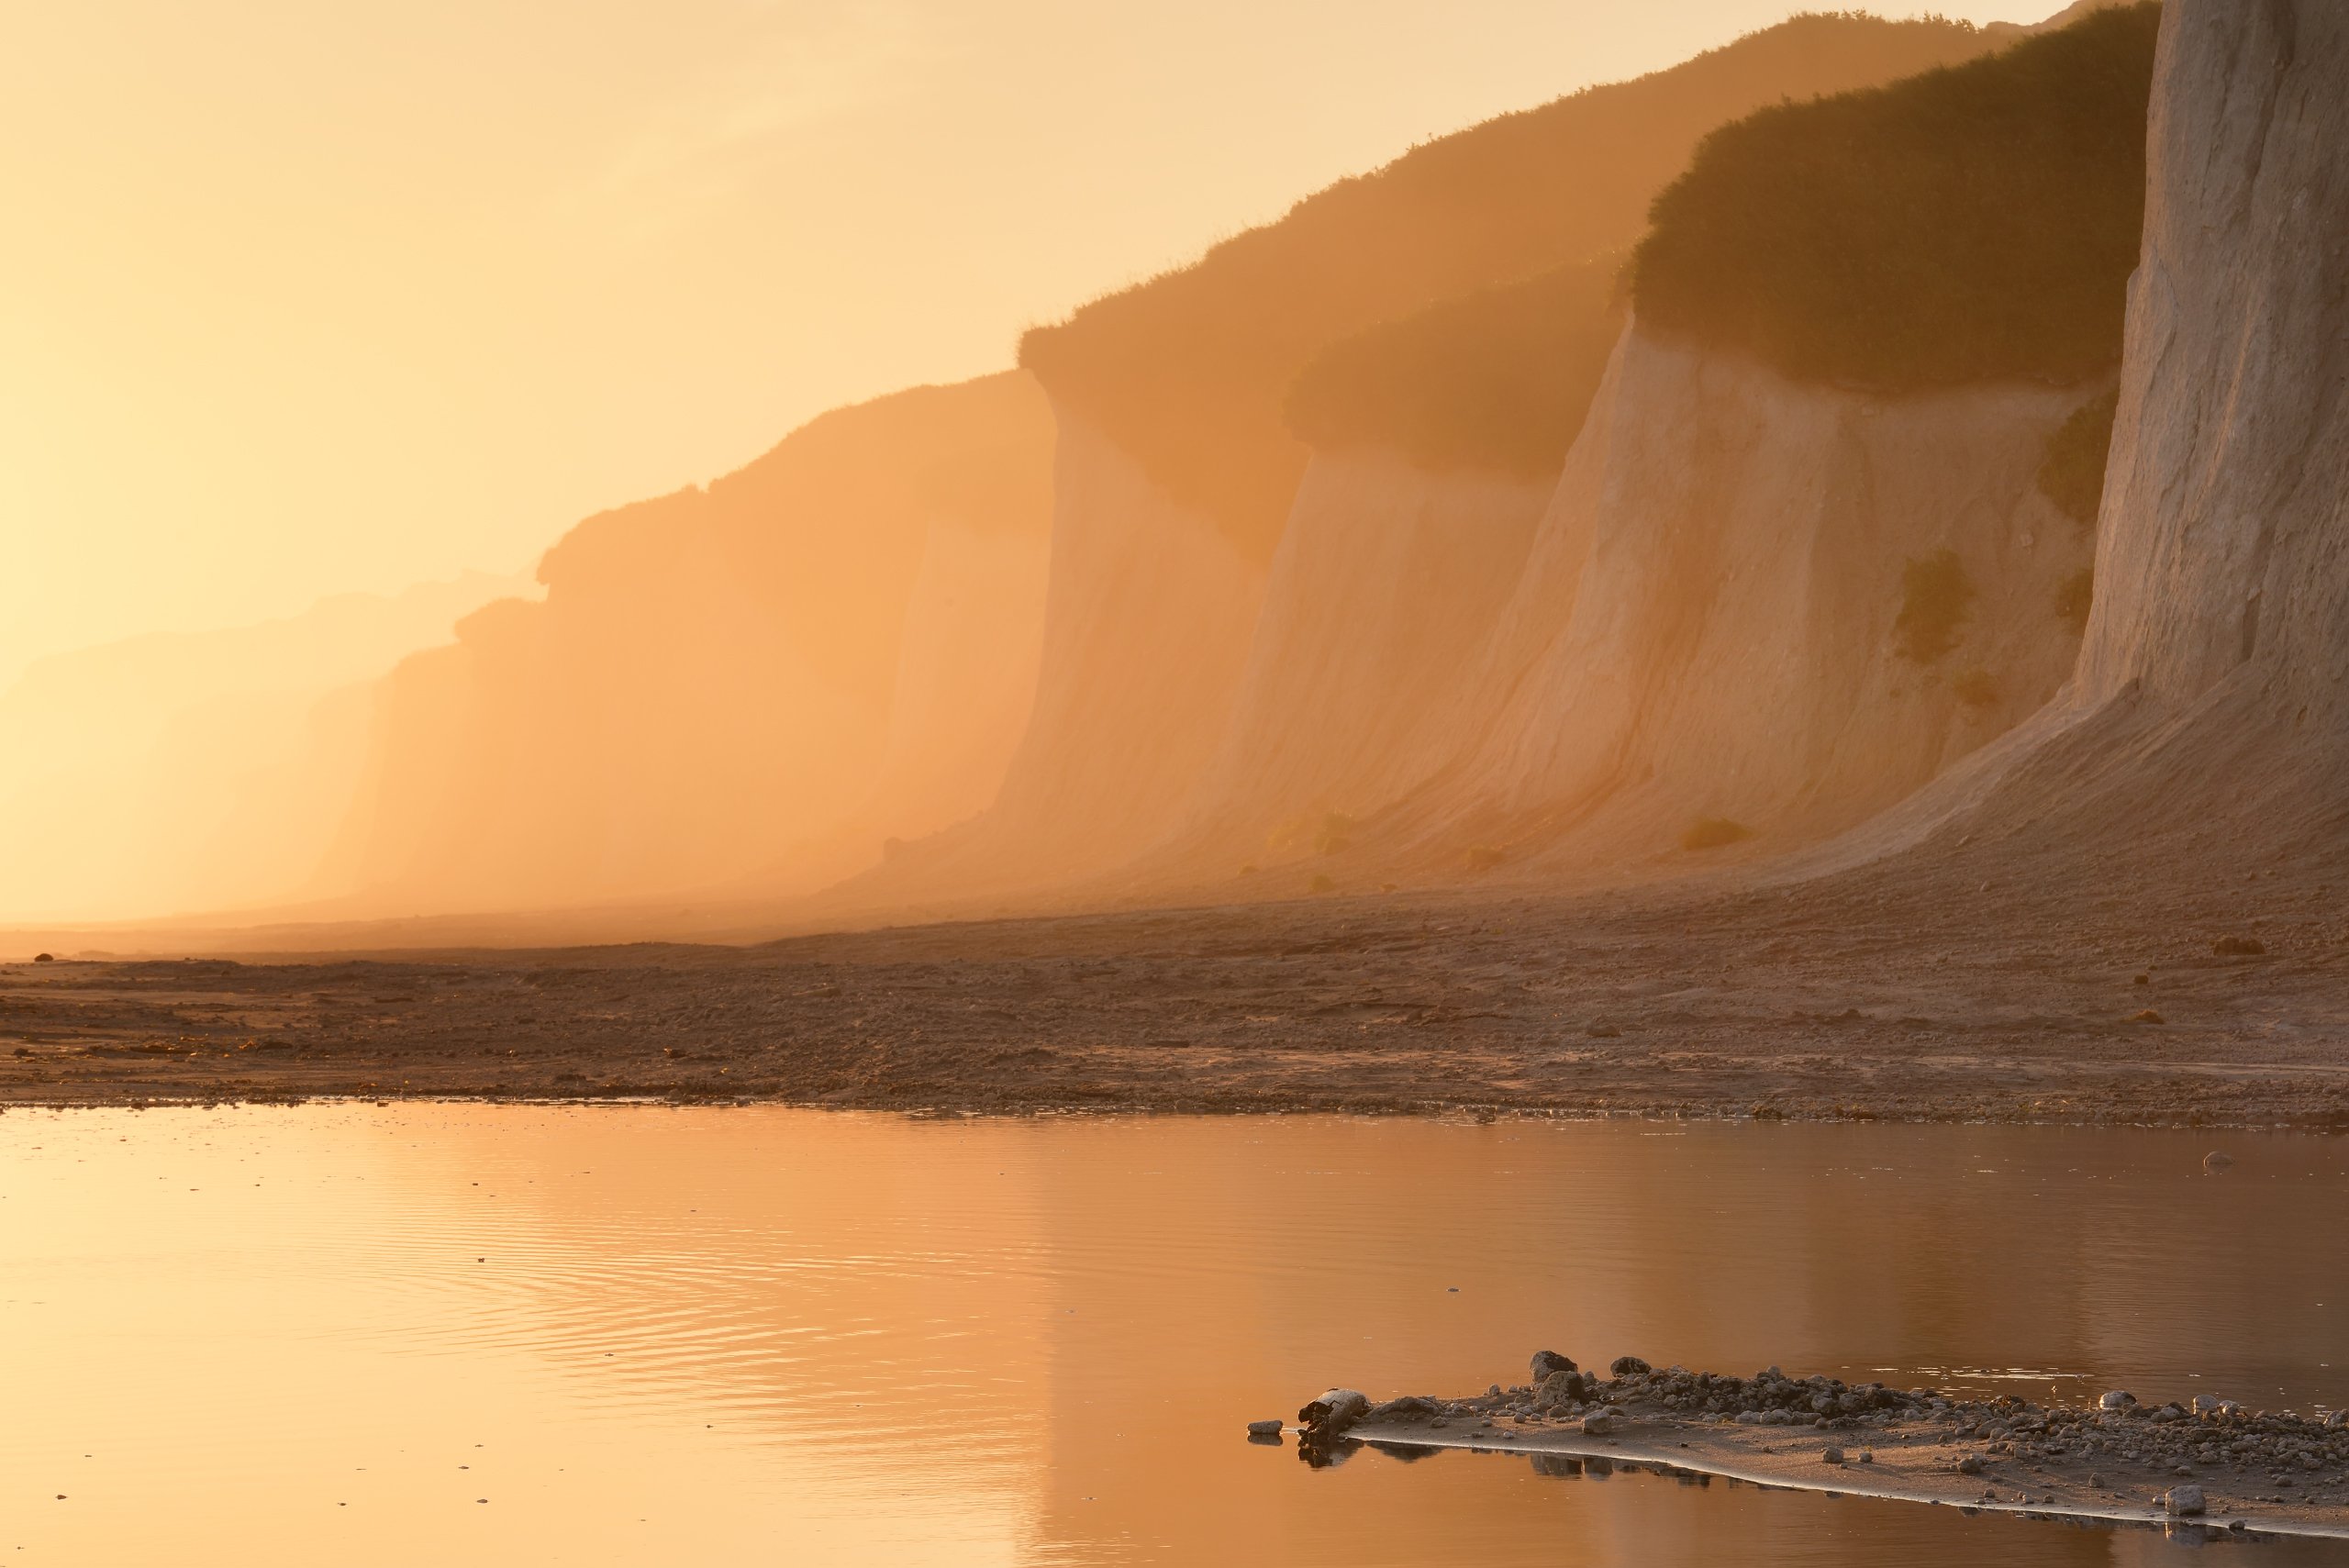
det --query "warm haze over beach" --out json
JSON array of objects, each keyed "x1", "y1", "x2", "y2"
[{"x1": 7, "y1": 2, "x2": 2349, "y2": 1563}]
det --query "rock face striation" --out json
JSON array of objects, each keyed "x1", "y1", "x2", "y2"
[
  {"x1": 834, "y1": 407, "x2": 1271, "y2": 906},
  {"x1": 1810, "y1": 0, "x2": 2349, "y2": 874},
  {"x1": 1331, "y1": 327, "x2": 2100, "y2": 881},
  {"x1": 1138, "y1": 451, "x2": 1555, "y2": 881},
  {"x1": 2075, "y1": 0, "x2": 2349, "y2": 717}
]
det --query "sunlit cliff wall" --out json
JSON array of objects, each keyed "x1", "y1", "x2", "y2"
[
  {"x1": 832, "y1": 15, "x2": 2013, "y2": 913},
  {"x1": 1814, "y1": 0, "x2": 2349, "y2": 872},
  {"x1": 1131, "y1": 6, "x2": 2158, "y2": 897}
]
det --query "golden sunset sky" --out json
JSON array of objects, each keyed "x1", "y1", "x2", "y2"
[{"x1": 0, "y1": 0, "x2": 2053, "y2": 684}]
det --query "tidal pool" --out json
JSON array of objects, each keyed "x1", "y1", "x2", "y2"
[{"x1": 2, "y1": 1106, "x2": 2344, "y2": 1565}]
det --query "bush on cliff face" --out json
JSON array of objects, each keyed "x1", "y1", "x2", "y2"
[
  {"x1": 1283, "y1": 259, "x2": 1625, "y2": 479},
  {"x1": 1631, "y1": 5, "x2": 2158, "y2": 391},
  {"x1": 1017, "y1": 15, "x2": 2009, "y2": 559},
  {"x1": 2037, "y1": 387, "x2": 2121, "y2": 528}
]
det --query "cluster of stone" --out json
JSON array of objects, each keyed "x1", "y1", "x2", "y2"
[
  {"x1": 2063, "y1": 1391, "x2": 2349, "y2": 1500},
  {"x1": 1338, "y1": 1351, "x2": 2349, "y2": 1503},
  {"x1": 1375, "y1": 1354, "x2": 1928, "y2": 1433}
]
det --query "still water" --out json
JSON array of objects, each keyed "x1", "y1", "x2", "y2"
[{"x1": 2, "y1": 1106, "x2": 2345, "y2": 1565}]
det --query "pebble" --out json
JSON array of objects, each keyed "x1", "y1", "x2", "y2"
[
  {"x1": 2203, "y1": 1151, "x2": 2235, "y2": 1172},
  {"x1": 1821, "y1": 1445, "x2": 1846, "y2": 1466},
  {"x1": 1246, "y1": 1419, "x2": 1283, "y2": 1437},
  {"x1": 2165, "y1": 1484, "x2": 2207, "y2": 1518},
  {"x1": 1956, "y1": 1455, "x2": 1985, "y2": 1475},
  {"x1": 1582, "y1": 1412, "x2": 1620, "y2": 1437},
  {"x1": 2099, "y1": 1391, "x2": 2138, "y2": 1411}
]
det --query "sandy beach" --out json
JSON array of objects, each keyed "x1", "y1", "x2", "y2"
[{"x1": 6, "y1": 812, "x2": 2346, "y2": 1124}]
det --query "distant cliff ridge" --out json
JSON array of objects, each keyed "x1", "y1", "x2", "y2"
[{"x1": 317, "y1": 372, "x2": 1054, "y2": 916}]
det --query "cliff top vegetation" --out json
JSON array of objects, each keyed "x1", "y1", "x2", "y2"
[
  {"x1": 1283, "y1": 259, "x2": 1624, "y2": 479},
  {"x1": 1631, "y1": 4, "x2": 2159, "y2": 391},
  {"x1": 1019, "y1": 13, "x2": 2009, "y2": 560}
]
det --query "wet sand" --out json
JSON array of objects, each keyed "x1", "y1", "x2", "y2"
[{"x1": 4, "y1": 828, "x2": 2347, "y2": 1122}]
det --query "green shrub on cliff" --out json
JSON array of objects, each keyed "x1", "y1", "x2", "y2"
[
  {"x1": 1017, "y1": 15, "x2": 2009, "y2": 558},
  {"x1": 1283, "y1": 259, "x2": 1625, "y2": 478},
  {"x1": 1631, "y1": 5, "x2": 2158, "y2": 391}
]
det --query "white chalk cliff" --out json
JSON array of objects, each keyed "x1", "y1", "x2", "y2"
[
  {"x1": 1335, "y1": 326, "x2": 2101, "y2": 878},
  {"x1": 1140, "y1": 451, "x2": 1553, "y2": 878},
  {"x1": 839, "y1": 407, "x2": 1271, "y2": 905},
  {"x1": 1810, "y1": 0, "x2": 2349, "y2": 873}
]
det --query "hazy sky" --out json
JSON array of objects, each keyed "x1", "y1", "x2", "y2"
[{"x1": 0, "y1": 0, "x2": 2055, "y2": 684}]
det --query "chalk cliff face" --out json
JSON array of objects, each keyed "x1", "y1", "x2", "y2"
[
  {"x1": 321, "y1": 373, "x2": 1055, "y2": 915},
  {"x1": 2076, "y1": 0, "x2": 2349, "y2": 717},
  {"x1": 1367, "y1": 325, "x2": 2099, "y2": 875},
  {"x1": 1144, "y1": 452, "x2": 1553, "y2": 877},
  {"x1": 848, "y1": 409, "x2": 1269, "y2": 903},
  {"x1": 1809, "y1": 0, "x2": 2349, "y2": 872}
]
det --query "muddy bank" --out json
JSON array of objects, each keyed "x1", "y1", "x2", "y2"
[
  {"x1": 5, "y1": 817, "x2": 2348, "y2": 1122},
  {"x1": 1296, "y1": 1355, "x2": 2349, "y2": 1540}
]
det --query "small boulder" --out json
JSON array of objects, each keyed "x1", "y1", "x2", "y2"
[
  {"x1": 1821, "y1": 1445, "x2": 1846, "y2": 1466},
  {"x1": 2192, "y1": 1395, "x2": 2221, "y2": 1415},
  {"x1": 2099, "y1": 1391, "x2": 2139, "y2": 1412},
  {"x1": 2202, "y1": 1151, "x2": 2235, "y2": 1173},
  {"x1": 1609, "y1": 1356, "x2": 1651, "y2": 1378},
  {"x1": 1581, "y1": 1411, "x2": 1620, "y2": 1437},
  {"x1": 32, "y1": 952, "x2": 54, "y2": 963},
  {"x1": 1297, "y1": 1389, "x2": 1370, "y2": 1440},
  {"x1": 2164, "y1": 1484, "x2": 2207, "y2": 1518},
  {"x1": 1246, "y1": 1419, "x2": 1283, "y2": 1437},
  {"x1": 1956, "y1": 1455, "x2": 1985, "y2": 1475},
  {"x1": 1531, "y1": 1350, "x2": 1578, "y2": 1381}
]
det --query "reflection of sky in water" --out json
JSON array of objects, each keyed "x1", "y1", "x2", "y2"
[{"x1": 0, "y1": 1106, "x2": 2343, "y2": 1565}]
